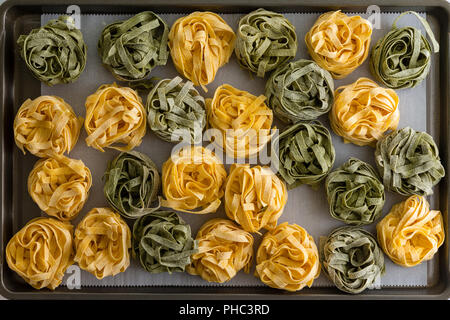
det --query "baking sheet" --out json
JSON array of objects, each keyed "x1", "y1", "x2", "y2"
[{"x1": 36, "y1": 11, "x2": 435, "y2": 288}]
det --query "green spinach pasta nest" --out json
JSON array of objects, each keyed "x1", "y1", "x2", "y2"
[
  {"x1": 320, "y1": 226, "x2": 385, "y2": 294},
  {"x1": 146, "y1": 76, "x2": 206, "y2": 143},
  {"x1": 273, "y1": 121, "x2": 335, "y2": 189},
  {"x1": 325, "y1": 158, "x2": 385, "y2": 225},
  {"x1": 370, "y1": 11, "x2": 439, "y2": 89},
  {"x1": 132, "y1": 210, "x2": 198, "y2": 273},
  {"x1": 17, "y1": 15, "x2": 87, "y2": 86},
  {"x1": 265, "y1": 59, "x2": 334, "y2": 123},
  {"x1": 98, "y1": 11, "x2": 169, "y2": 81},
  {"x1": 235, "y1": 8, "x2": 297, "y2": 78},
  {"x1": 375, "y1": 127, "x2": 445, "y2": 196},
  {"x1": 103, "y1": 151, "x2": 161, "y2": 219}
]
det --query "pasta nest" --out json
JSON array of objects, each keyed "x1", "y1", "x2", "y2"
[
  {"x1": 161, "y1": 146, "x2": 227, "y2": 214},
  {"x1": 325, "y1": 158, "x2": 385, "y2": 225},
  {"x1": 305, "y1": 11, "x2": 372, "y2": 79},
  {"x1": 320, "y1": 226, "x2": 385, "y2": 294},
  {"x1": 84, "y1": 83, "x2": 147, "y2": 152},
  {"x1": 74, "y1": 207, "x2": 131, "y2": 279},
  {"x1": 377, "y1": 195, "x2": 444, "y2": 267},
  {"x1": 330, "y1": 78, "x2": 400, "y2": 147},
  {"x1": 14, "y1": 95, "x2": 83, "y2": 158},
  {"x1": 168, "y1": 11, "x2": 235, "y2": 90},
  {"x1": 186, "y1": 218, "x2": 254, "y2": 283},
  {"x1": 375, "y1": 127, "x2": 445, "y2": 196},
  {"x1": 6, "y1": 217, "x2": 74, "y2": 290},
  {"x1": 206, "y1": 84, "x2": 274, "y2": 159},
  {"x1": 17, "y1": 15, "x2": 87, "y2": 85},
  {"x1": 265, "y1": 59, "x2": 334, "y2": 123},
  {"x1": 235, "y1": 8, "x2": 297, "y2": 78},
  {"x1": 28, "y1": 156, "x2": 92, "y2": 221},
  {"x1": 224, "y1": 164, "x2": 287, "y2": 233},
  {"x1": 255, "y1": 222, "x2": 320, "y2": 292}
]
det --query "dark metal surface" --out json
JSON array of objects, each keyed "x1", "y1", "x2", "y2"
[{"x1": 0, "y1": 0, "x2": 448, "y2": 300}]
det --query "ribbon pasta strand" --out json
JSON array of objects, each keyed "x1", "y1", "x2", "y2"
[
  {"x1": 85, "y1": 83, "x2": 147, "y2": 152},
  {"x1": 98, "y1": 11, "x2": 169, "y2": 81},
  {"x1": 169, "y1": 12, "x2": 235, "y2": 91},
  {"x1": 186, "y1": 218, "x2": 254, "y2": 283},
  {"x1": 74, "y1": 207, "x2": 131, "y2": 279},
  {"x1": 14, "y1": 95, "x2": 83, "y2": 158},
  {"x1": 235, "y1": 8, "x2": 297, "y2": 78},
  {"x1": 330, "y1": 78, "x2": 400, "y2": 147},
  {"x1": 377, "y1": 195, "x2": 444, "y2": 267},
  {"x1": 320, "y1": 226, "x2": 385, "y2": 294},
  {"x1": 103, "y1": 151, "x2": 161, "y2": 219},
  {"x1": 255, "y1": 222, "x2": 320, "y2": 292},
  {"x1": 375, "y1": 127, "x2": 445, "y2": 196},
  {"x1": 17, "y1": 15, "x2": 87, "y2": 86},
  {"x1": 132, "y1": 211, "x2": 198, "y2": 273},
  {"x1": 6, "y1": 217, "x2": 74, "y2": 290},
  {"x1": 146, "y1": 77, "x2": 206, "y2": 144},
  {"x1": 305, "y1": 11, "x2": 372, "y2": 79},
  {"x1": 224, "y1": 164, "x2": 287, "y2": 233},
  {"x1": 28, "y1": 156, "x2": 92, "y2": 221},
  {"x1": 206, "y1": 84, "x2": 274, "y2": 159},
  {"x1": 161, "y1": 146, "x2": 227, "y2": 214},
  {"x1": 370, "y1": 11, "x2": 439, "y2": 89}
]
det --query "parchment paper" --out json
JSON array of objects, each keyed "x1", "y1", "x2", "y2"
[{"x1": 39, "y1": 11, "x2": 437, "y2": 288}]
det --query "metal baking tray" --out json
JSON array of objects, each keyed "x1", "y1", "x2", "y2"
[{"x1": 0, "y1": 0, "x2": 448, "y2": 300}]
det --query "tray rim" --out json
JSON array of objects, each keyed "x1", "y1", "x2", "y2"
[{"x1": 0, "y1": 0, "x2": 449, "y2": 300}]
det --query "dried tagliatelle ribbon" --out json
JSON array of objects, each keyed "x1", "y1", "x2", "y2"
[
  {"x1": 235, "y1": 8, "x2": 297, "y2": 78},
  {"x1": 375, "y1": 127, "x2": 445, "y2": 196},
  {"x1": 186, "y1": 218, "x2": 253, "y2": 283},
  {"x1": 305, "y1": 11, "x2": 372, "y2": 79},
  {"x1": 255, "y1": 222, "x2": 320, "y2": 292},
  {"x1": 146, "y1": 76, "x2": 206, "y2": 143},
  {"x1": 132, "y1": 211, "x2": 198, "y2": 273},
  {"x1": 74, "y1": 207, "x2": 131, "y2": 279},
  {"x1": 103, "y1": 151, "x2": 161, "y2": 219},
  {"x1": 370, "y1": 11, "x2": 439, "y2": 89},
  {"x1": 265, "y1": 59, "x2": 334, "y2": 123},
  {"x1": 85, "y1": 83, "x2": 146, "y2": 152},
  {"x1": 161, "y1": 146, "x2": 227, "y2": 214},
  {"x1": 272, "y1": 121, "x2": 335, "y2": 189},
  {"x1": 377, "y1": 195, "x2": 444, "y2": 267},
  {"x1": 325, "y1": 158, "x2": 385, "y2": 225},
  {"x1": 330, "y1": 78, "x2": 400, "y2": 147},
  {"x1": 224, "y1": 164, "x2": 287, "y2": 233},
  {"x1": 320, "y1": 226, "x2": 385, "y2": 294},
  {"x1": 98, "y1": 11, "x2": 169, "y2": 81},
  {"x1": 169, "y1": 12, "x2": 235, "y2": 91},
  {"x1": 17, "y1": 15, "x2": 87, "y2": 86},
  {"x1": 206, "y1": 84, "x2": 274, "y2": 159},
  {"x1": 6, "y1": 217, "x2": 74, "y2": 290},
  {"x1": 14, "y1": 95, "x2": 83, "y2": 158},
  {"x1": 28, "y1": 155, "x2": 92, "y2": 221}
]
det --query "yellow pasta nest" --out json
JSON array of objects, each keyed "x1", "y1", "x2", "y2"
[
  {"x1": 377, "y1": 195, "x2": 444, "y2": 267},
  {"x1": 74, "y1": 207, "x2": 131, "y2": 279},
  {"x1": 28, "y1": 156, "x2": 92, "y2": 221},
  {"x1": 161, "y1": 146, "x2": 227, "y2": 214},
  {"x1": 206, "y1": 84, "x2": 274, "y2": 159},
  {"x1": 13, "y1": 95, "x2": 82, "y2": 158},
  {"x1": 305, "y1": 11, "x2": 372, "y2": 79},
  {"x1": 186, "y1": 218, "x2": 254, "y2": 283},
  {"x1": 255, "y1": 222, "x2": 320, "y2": 291},
  {"x1": 84, "y1": 83, "x2": 146, "y2": 152},
  {"x1": 225, "y1": 164, "x2": 287, "y2": 233},
  {"x1": 169, "y1": 11, "x2": 236, "y2": 91},
  {"x1": 6, "y1": 217, "x2": 74, "y2": 290},
  {"x1": 330, "y1": 77, "x2": 400, "y2": 147}
]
